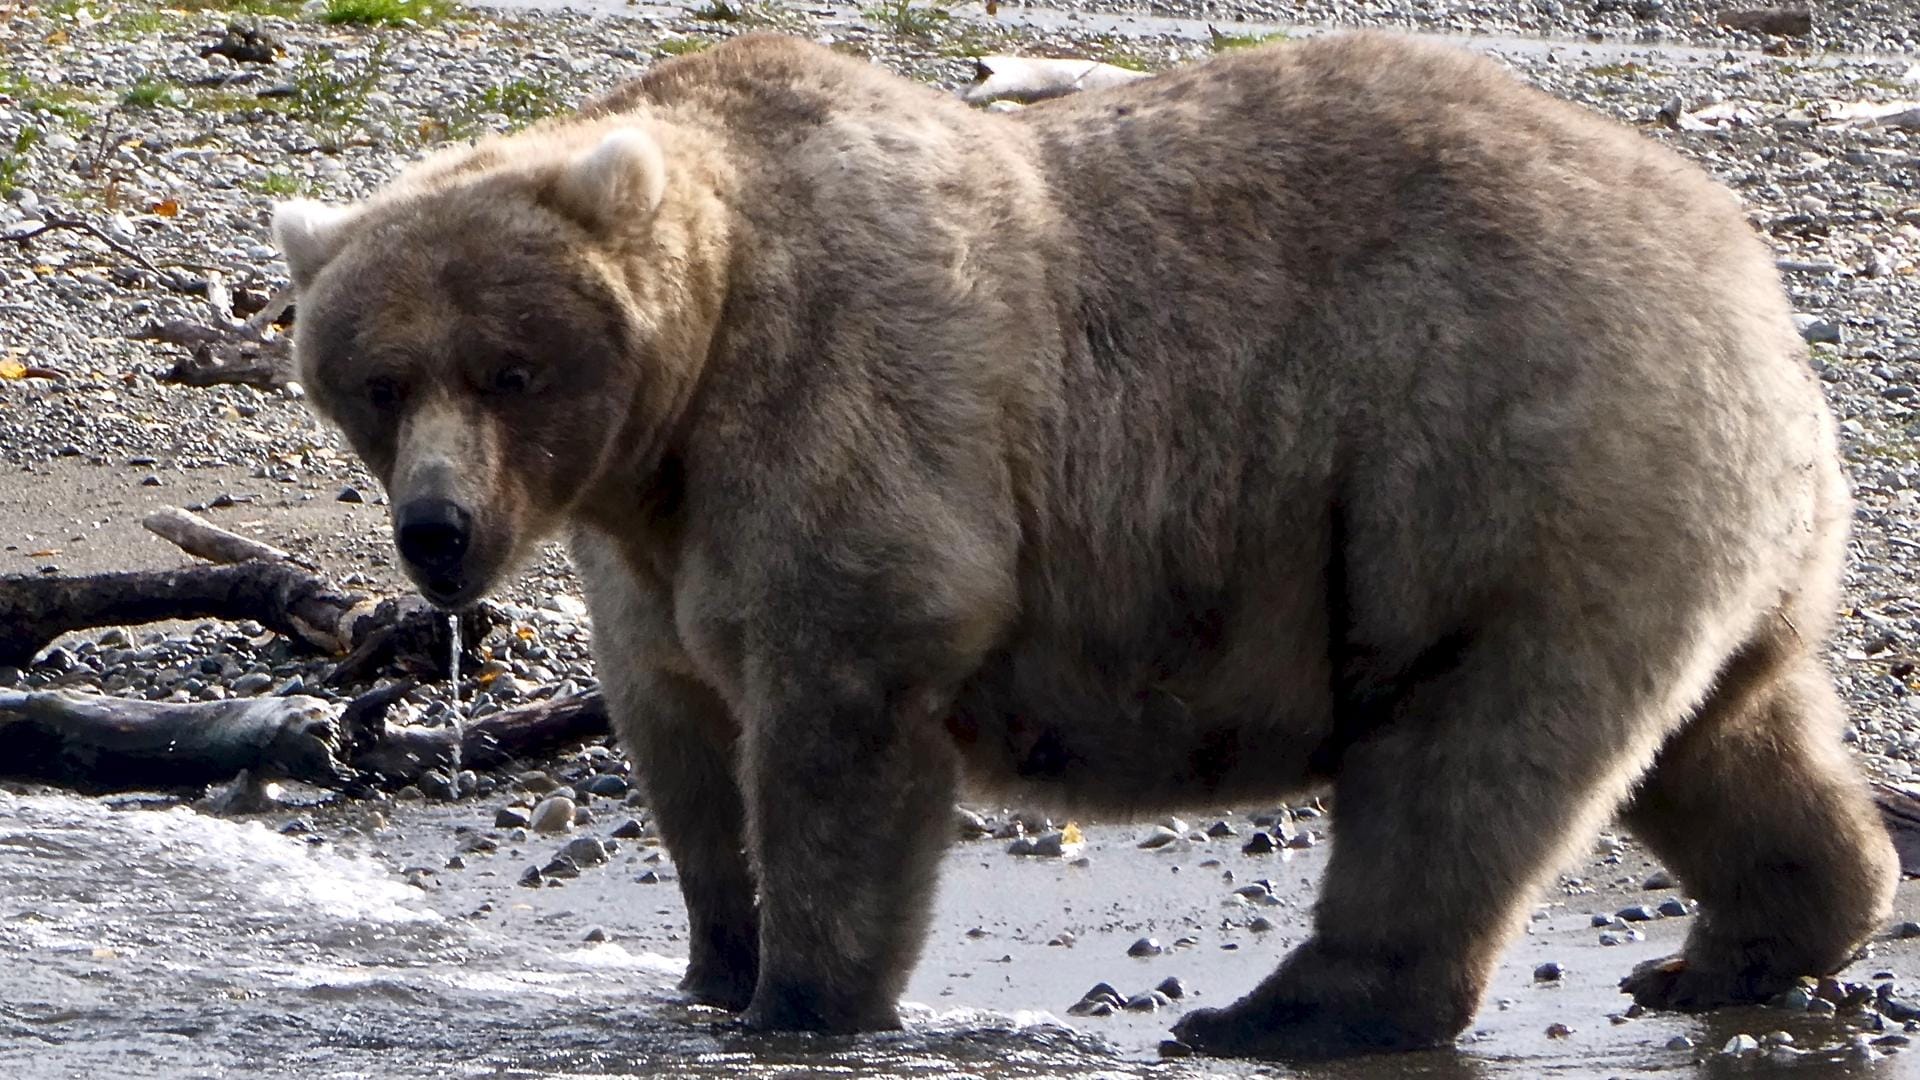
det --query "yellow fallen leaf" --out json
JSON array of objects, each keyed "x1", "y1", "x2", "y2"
[
  {"x1": 151, "y1": 197, "x2": 180, "y2": 217},
  {"x1": 0, "y1": 360, "x2": 25, "y2": 379},
  {"x1": 1062, "y1": 822, "x2": 1083, "y2": 845},
  {"x1": 46, "y1": 29, "x2": 68, "y2": 44},
  {"x1": 516, "y1": 625, "x2": 536, "y2": 641}
]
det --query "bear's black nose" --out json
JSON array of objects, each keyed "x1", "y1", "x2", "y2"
[{"x1": 395, "y1": 497, "x2": 472, "y2": 577}]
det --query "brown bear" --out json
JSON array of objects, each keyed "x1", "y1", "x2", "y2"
[{"x1": 272, "y1": 31, "x2": 1898, "y2": 1058}]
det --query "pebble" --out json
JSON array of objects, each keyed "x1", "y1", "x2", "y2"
[
  {"x1": 611, "y1": 817, "x2": 646, "y2": 839},
  {"x1": 561, "y1": 836, "x2": 608, "y2": 867},
  {"x1": 1642, "y1": 869, "x2": 1674, "y2": 890},
  {"x1": 1127, "y1": 937, "x2": 1164, "y2": 957},
  {"x1": 1241, "y1": 832, "x2": 1276, "y2": 855},
  {"x1": 583, "y1": 774, "x2": 629, "y2": 798},
  {"x1": 955, "y1": 807, "x2": 991, "y2": 837},
  {"x1": 528, "y1": 795, "x2": 576, "y2": 834},
  {"x1": 1249, "y1": 916, "x2": 1276, "y2": 933},
  {"x1": 1138, "y1": 826, "x2": 1180, "y2": 848},
  {"x1": 1534, "y1": 962, "x2": 1563, "y2": 982},
  {"x1": 1665, "y1": 1034, "x2": 1694, "y2": 1051},
  {"x1": 1616, "y1": 904, "x2": 1657, "y2": 922},
  {"x1": 1656, "y1": 897, "x2": 1689, "y2": 918},
  {"x1": 494, "y1": 805, "x2": 531, "y2": 829},
  {"x1": 231, "y1": 671, "x2": 273, "y2": 695},
  {"x1": 1124, "y1": 990, "x2": 1173, "y2": 1012},
  {"x1": 1156, "y1": 976, "x2": 1185, "y2": 999},
  {"x1": 1068, "y1": 982, "x2": 1125, "y2": 1015},
  {"x1": 1771, "y1": 986, "x2": 1813, "y2": 1010},
  {"x1": 540, "y1": 855, "x2": 581, "y2": 879},
  {"x1": 584, "y1": 927, "x2": 609, "y2": 942},
  {"x1": 1720, "y1": 1033, "x2": 1759, "y2": 1056}
]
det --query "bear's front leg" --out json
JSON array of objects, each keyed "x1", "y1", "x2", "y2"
[
  {"x1": 620, "y1": 671, "x2": 761, "y2": 1011},
  {"x1": 737, "y1": 672, "x2": 960, "y2": 1033}
]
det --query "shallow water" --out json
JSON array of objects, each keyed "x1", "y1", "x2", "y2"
[{"x1": 5, "y1": 789, "x2": 1913, "y2": 1078}]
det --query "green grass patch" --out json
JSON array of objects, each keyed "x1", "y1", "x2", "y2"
[
  {"x1": 322, "y1": 0, "x2": 452, "y2": 26},
  {"x1": 1584, "y1": 61, "x2": 1640, "y2": 78},
  {"x1": 248, "y1": 169, "x2": 307, "y2": 196},
  {"x1": 1208, "y1": 28, "x2": 1288, "y2": 51},
  {"x1": 657, "y1": 35, "x2": 713, "y2": 56},
  {"x1": 417, "y1": 76, "x2": 564, "y2": 142},
  {"x1": 165, "y1": 0, "x2": 308, "y2": 17},
  {"x1": 690, "y1": 0, "x2": 743, "y2": 19},
  {"x1": 287, "y1": 42, "x2": 387, "y2": 145},
  {"x1": 0, "y1": 126, "x2": 44, "y2": 198},
  {"x1": 1095, "y1": 41, "x2": 1162, "y2": 72},
  {"x1": 0, "y1": 67, "x2": 98, "y2": 125},
  {"x1": 120, "y1": 77, "x2": 185, "y2": 109},
  {"x1": 862, "y1": 0, "x2": 948, "y2": 38}
]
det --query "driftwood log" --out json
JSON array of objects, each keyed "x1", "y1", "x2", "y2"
[
  {"x1": 0, "y1": 685, "x2": 609, "y2": 794},
  {"x1": 0, "y1": 508, "x2": 493, "y2": 676},
  {"x1": 1874, "y1": 782, "x2": 1920, "y2": 878}
]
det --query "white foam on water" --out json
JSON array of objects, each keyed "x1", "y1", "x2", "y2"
[{"x1": 0, "y1": 793, "x2": 437, "y2": 928}]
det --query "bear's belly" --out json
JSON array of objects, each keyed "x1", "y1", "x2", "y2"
[{"x1": 942, "y1": 642, "x2": 1336, "y2": 814}]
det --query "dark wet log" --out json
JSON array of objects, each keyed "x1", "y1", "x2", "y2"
[
  {"x1": 0, "y1": 689, "x2": 351, "y2": 793},
  {"x1": 1874, "y1": 782, "x2": 1920, "y2": 878},
  {"x1": 0, "y1": 686, "x2": 609, "y2": 794},
  {"x1": 0, "y1": 553, "x2": 494, "y2": 681},
  {"x1": 348, "y1": 690, "x2": 610, "y2": 785},
  {"x1": 0, "y1": 562, "x2": 370, "y2": 668}
]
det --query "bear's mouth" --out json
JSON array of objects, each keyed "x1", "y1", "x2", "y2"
[{"x1": 413, "y1": 572, "x2": 483, "y2": 610}]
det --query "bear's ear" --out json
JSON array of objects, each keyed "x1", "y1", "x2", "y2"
[
  {"x1": 552, "y1": 128, "x2": 667, "y2": 232},
  {"x1": 273, "y1": 199, "x2": 362, "y2": 288}
]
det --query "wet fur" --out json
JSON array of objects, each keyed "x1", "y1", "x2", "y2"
[{"x1": 282, "y1": 33, "x2": 1897, "y2": 1057}]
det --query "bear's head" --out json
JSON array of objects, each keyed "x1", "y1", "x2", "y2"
[{"x1": 273, "y1": 125, "x2": 716, "y2": 607}]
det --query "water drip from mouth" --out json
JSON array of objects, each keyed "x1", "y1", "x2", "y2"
[{"x1": 447, "y1": 612, "x2": 465, "y2": 796}]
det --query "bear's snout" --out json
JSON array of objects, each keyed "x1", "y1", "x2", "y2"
[{"x1": 394, "y1": 496, "x2": 474, "y2": 602}]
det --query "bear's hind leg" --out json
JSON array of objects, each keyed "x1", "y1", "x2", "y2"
[
  {"x1": 1173, "y1": 622, "x2": 1686, "y2": 1058},
  {"x1": 626, "y1": 672, "x2": 761, "y2": 1011},
  {"x1": 1620, "y1": 632, "x2": 1897, "y2": 1010}
]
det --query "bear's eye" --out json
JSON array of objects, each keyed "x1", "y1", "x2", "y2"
[
  {"x1": 365, "y1": 376, "x2": 406, "y2": 410},
  {"x1": 489, "y1": 364, "x2": 535, "y2": 396}
]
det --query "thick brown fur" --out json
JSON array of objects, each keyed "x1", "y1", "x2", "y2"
[{"x1": 275, "y1": 32, "x2": 1897, "y2": 1059}]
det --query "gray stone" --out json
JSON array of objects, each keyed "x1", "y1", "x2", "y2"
[
  {"x1": 1792, "y1": 313, "x2": 1843, "y2": 344},
  {"x1": 1534, "y1": 962, "x2": 1563, "y2": 982},
  {"x1": 1137, "y1": 825, "x2": 1179, "y2": 849},
  {"x1": 1127, "y1": 937, "x2": 1164, "y2": 957},
  {"x1": 495, "y1": 806, "x2": 531, "y2": 829},
  {"x1": 1720, "y1": 1033, "x2": 1759, "y2": 1056},
  {"x1": 528, "y1": 795, "x2": 576, "y2": 834},
  {"x1": 562, "y1": 836, "x2": 608, "y2": 867},
  {"x1": 584, "y1": 774, "x2": 629, "y2": 799}
]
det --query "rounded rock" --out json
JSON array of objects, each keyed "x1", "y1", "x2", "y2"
[{"x1": 528, "y1": 795, "x2": 576, "y2": 834}]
